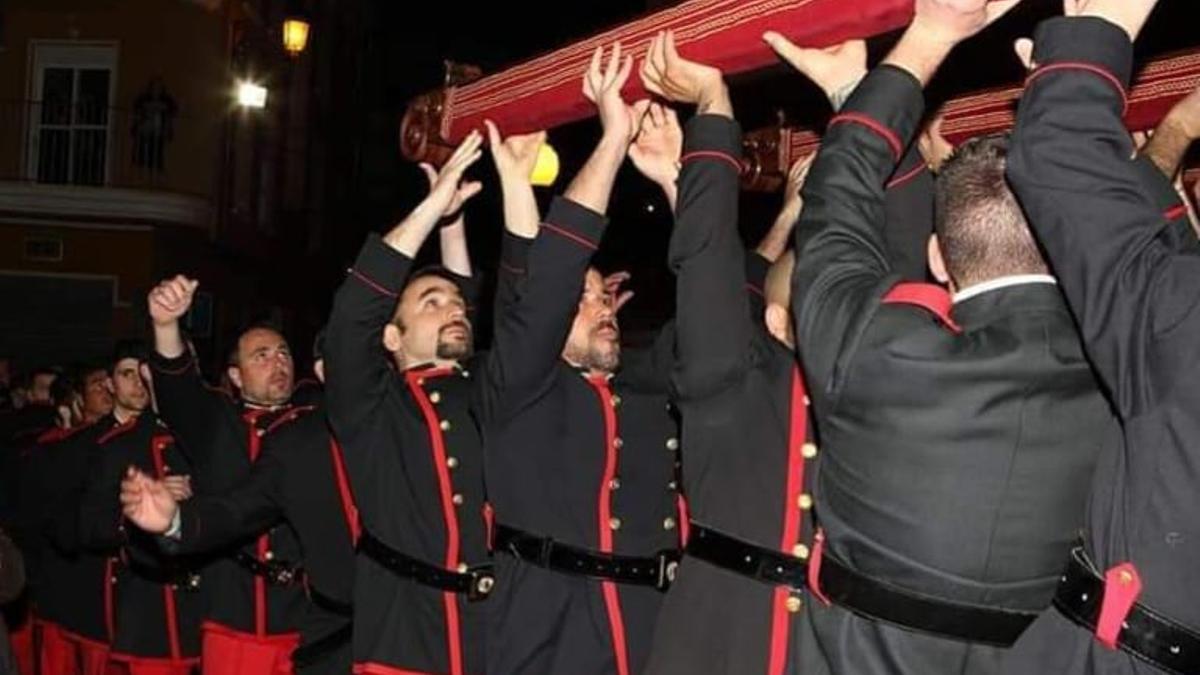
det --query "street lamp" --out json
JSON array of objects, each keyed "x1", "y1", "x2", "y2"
[
  {"x1": 236, "y1": 81, "x2": 268, "y2": 108},
  {"x1": 282, "y1": 16, "x2": 310, "y2": 58}
]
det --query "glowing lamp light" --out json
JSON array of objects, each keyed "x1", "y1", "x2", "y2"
[
  {"x1": 530, "y1": 143, "x2": 559, "y2": 187},
  {"x1": 237, "y1": 81, "x2": 268, "y2": 109},
  {"x1": 282, "y1": 17, "x2": 311, "y2": 58}
]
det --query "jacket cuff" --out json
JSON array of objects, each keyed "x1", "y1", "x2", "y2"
[
  {"x1": 540, "y1": 196, "x2": 608, "y2": 252},
  {"x1": 1028, "y1": 17, "x2": 1132, "y2": 102},
  {"x1": 347, "y1": 234, "x2": 415, "y2": 298},
  {"x1": 500, "y1": 230, "x2": 532, "y2": 275},
  {"x1": 832, "y1": 65, "x2": 925, "y2": 162},
  {"x1": 681, "y1": 115, "x2": 743, "y2": 173}
]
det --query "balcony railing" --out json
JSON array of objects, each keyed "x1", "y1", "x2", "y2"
[
  {"x1": 0, "y1": 99, "x2": 215, "y2": 227},
  {"x1": 0, "y1": 99, "x2": 200, "y2": 191}
]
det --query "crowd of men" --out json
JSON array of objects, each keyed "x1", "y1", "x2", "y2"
[{"x1": 2, "y1": 0, "x2": 1199, "y2": 673}]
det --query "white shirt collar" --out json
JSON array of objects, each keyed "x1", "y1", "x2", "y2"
[{"x1": 952, "y1": 274, "x2": 1057, "y2": 304}]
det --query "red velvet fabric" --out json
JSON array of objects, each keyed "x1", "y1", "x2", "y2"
[
  {"x1": 785, "y1": 49, "x2": 1200, "y2": 163},
  {"x1": 442, "y1": 0, "x2": 914, "y2": 141}
]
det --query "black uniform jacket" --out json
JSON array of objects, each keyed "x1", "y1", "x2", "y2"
[
  {"x1": 645, "y1": 114, "x2": 932, "y2": 675},
  {"x1": 478, "y1": 196, "x2": 681, "y2": 675},
  {"x1": 1003, "y1": 16, "x2": 1200, "y2": 675},
  {"x1": 166, "y1": 405, "x2": 356, "y2": 675},
  {"x1": 326, "y1": 234, "x2": 490, "y2": 675},
  {"x1": 20, "y1": 421, "x2": 111, "y2": 643},
  {"x1": 77, "y1": 412, "x2": 205, "y2": 664},
  {"x1": 789, "y1": 64, "x2": 1115, "y2": 674},
  {"x1": 149, "y1": 350, "x2": 306, "y2": 637}
]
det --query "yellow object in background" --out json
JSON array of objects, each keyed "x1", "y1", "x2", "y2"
[{"x1": 530, "y1": 143, "x2": 560, "y2": 186}]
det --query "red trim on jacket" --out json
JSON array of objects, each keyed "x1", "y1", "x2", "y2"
[
  {"x1": 882, "y1": 282, "x2": 961, "y2": 333},
  {"x1": 349, "y1": 268, "x2": 400, "y2": 298},
  {"x1": 97, "y1": 416, "x2": 139, "y2": 444},
  {"x1": 541, "y1": 222, "x2": 598, "y2": 251},
  {"x1": 241, "y1": 408, "x2": 276, "y2": 637},
  {"x1": 681, "y1": 150, "x2": 743, "y2": 173},
  {"x1": 353, "y1": 663, "x2": 444, "y2": 675},
  {"x1": 1165, "y1": 203, "x2": 1188, "y2": 221},
  {"x1": 585, "y1": 375, "x2": 631, "y2": 675},
  {"x1": 405, "y1": 368, "x2": 465, "y2": 675},
  {"x1": 149, "y1": 434, "x2": 184, "y2": 661},
  {"x1": 766, "y1": 368, "x2": 809, "y2": 675},
  {"x1": 886, "y1": 161, "x2": 926, "y2": 190},
  {"x1": 829, "y1": 112, "x2": 903, "y2": 161},
  {"x1": 1026, "y1": 62, "x2": 1129, "y2": 114},
  {"x1": 328, "y1": 438, "x2": 362, "y2": 545}
]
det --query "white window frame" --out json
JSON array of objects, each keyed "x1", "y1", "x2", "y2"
[{"x1": 25, "y1": 41, "x2": 119, "y2": 185}]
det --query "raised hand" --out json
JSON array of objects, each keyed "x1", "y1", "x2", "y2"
[
  {"x1": 583, "y1": 42, "x2": 637, "y2": 143},
  {"x1": 640, "y1": 30, "x2": 730, "y2": 116},
  {"x1": 918, "y1": 116, "x2": 955, "y2": 173},
  {"x1": 783, "y1": 153, "x2": 815, "y2": 212},
  {"x1": 148, "y1": 275, "x2": 198, "y2": 327},
  {"x1": 1075, "y1": 0, "x2": 1158, "y2": 42},
  {"x1": 910, "y1": 0, "x2": 1024, "y2": 47},
  {"x1": 485, "y1": 120, "x2": 548, "y2": 185},
  {"x1": 763, "y1": 35, "x2": 867, "y2": 107},
  {"x1": 119, "y1": 467, "x2": 180, "y2": 534},
  {"x1": 421, "y1": 131, "x2": 484, "y2": 218},
  {"x1": 162, "y1": 474, "x2": 193, "y2": 501},
  {"x1": 603, "y1": 271, "x2": 635, "y2": 314},
  {"x1": 628, "y1": 100, "x2": 683, "y2": 190}
]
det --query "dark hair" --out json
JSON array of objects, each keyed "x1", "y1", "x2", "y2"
[
  {"x1": 934, "y1": 133, "x2": 1048, "y2": 288},
  {"x1": 393, "y1": 267, "x2": 468, "y2": 330},
  {"x1": 407, "y1": 266, "x2": 464, "y2": 291},
  {"x1": 226, "y1": 320, "x2": 287, "y2": 367},
  {"x1": 49, "y1": 372, "x2": 78, "y2": 408},
  {"x1": 110, "y1": 339, "x2": 149, "y2": 372}
]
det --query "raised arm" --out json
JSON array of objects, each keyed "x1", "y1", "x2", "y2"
[
  {"x1": 120, "y1": 449, "x2": 283, "y2": 555},
  {"x1": 147, "y1": 276, "x2": 235, "y2": 469},
  {"x1": 778, "y1": 0, "x2": 1018, "y2": 392},
  {"x1": 324, "y1": 133, "x2": 483, "y2": 441},
  {"x1": 485, "y1": 121, "x2": 545, "y2": 319},
  {"x1": 481, "y1": 44, "x2": 632, "y2": 413},
  {"x1": 1005, "y1": 0, "x2": 1194, "y2": 415},
  {"x1": 637, "y1": 30, "x2": 753, "y2": 399}
]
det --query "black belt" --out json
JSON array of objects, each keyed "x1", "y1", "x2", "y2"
[
  {"x1": 686, "y1": 524, "x2": 806, "y2": 588},
  {"x1": 125, "y1": 559, "x2": 204, "y2": 592},
  {"x1": 359, "y1": 529, "x2": 494, "y2": 602},
  {"x1": 816, "y1": 547, "x2": 1038, "y2": 647},
  {"x1": 1054, "y1": 547, "x2": 1200, "y2": 675},
  {"x1": 232, "y1": 551, "x2": 304, "y2": 586},
  {"x1": 493, "y1": 523, "x2": 679, "y2": 592},
  {"x1": 291, "y1": 621, "x2": 352, "y2": 669}
]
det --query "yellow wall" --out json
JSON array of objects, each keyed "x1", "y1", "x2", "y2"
[
  {"x1": 0, "y1": 222, "x2": 155, "y2": 302},
  {"x1": 0, "y1": 0, "x2": 228, "y2": 200}
]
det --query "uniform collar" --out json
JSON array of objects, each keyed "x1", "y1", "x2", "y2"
[{"x1": 952, "y1": 275, "x2": 1057, "y2": 304}]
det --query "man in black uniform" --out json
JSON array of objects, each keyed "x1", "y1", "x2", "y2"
[
  {"x1": 1003, "y1": 1, "x2": 1200, "y2": 673},
  {"x1": 76, "y1": 341, "x2": 204, "y2": 675},
  {"x1": 148, "y1": 281, "x2": 305, "y2": 674},
  {"x1": 636, "y1": 31, "x2": 932, "y2": 675},
  {"x1": 783, "y1": 0, "x2": 1118, "y2": 672},
  {"x1": 324, "y1": 128, "x2": 493, "y2": 675},
  {"x1": 22, "y1": 416, "x2": 110, "y2": 675},
  {"x1": 479, "y1": 44, "x2": 681, "y2": 675},
  {"x1": 117, "y1": 349, "x2": 358, "y2": 675}
]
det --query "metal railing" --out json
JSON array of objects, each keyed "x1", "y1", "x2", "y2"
[{"x1": 0, "y1": 99, "x2": 198, "y2": 191}]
